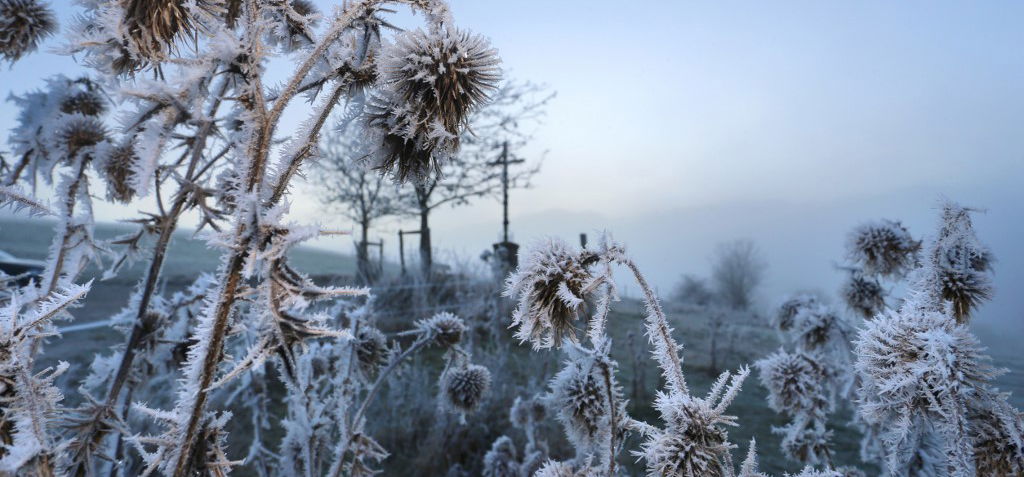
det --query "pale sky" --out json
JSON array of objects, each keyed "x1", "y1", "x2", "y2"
[{"x1": 1, "y1": 1, "x2": 1022, "y2": 336}]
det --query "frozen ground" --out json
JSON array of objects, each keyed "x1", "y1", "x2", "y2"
[{"x1": 2, "y1": 218, "x2": 1021, "y2": 475}]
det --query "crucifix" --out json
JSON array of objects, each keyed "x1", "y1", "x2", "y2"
[{"x1": 488, "y1": 141, "x2": 525, "y2": 243}]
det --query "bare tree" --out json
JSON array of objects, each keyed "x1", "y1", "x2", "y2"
[
  {"x1": 711, "y1": 239, "x2": 767, "y2": 310},
  {"x1": 312, "y1": 129, "x2": 407, "y2": 283},
  {"x1": 406, "y1": 80, "x2": 552, "y2": 275},
  {"x1": 671, "y1": 274, "x2": 714, "y2": 307}
]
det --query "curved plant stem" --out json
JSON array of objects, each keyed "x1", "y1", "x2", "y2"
[{"x1": 624, "y1": 259, "x2": 688, "y2": 396}]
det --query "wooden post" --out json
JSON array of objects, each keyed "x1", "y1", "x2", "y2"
[
  {"x1": 580, "y1": 233, "x2": 588, "y2": 249},
  {"x1": 398, "y1": 229, "x2": 423, "y2": 276}
]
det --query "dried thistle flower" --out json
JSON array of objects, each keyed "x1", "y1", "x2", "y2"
[
  {"x1": 841, "y1": 273, "x2": 885, "y2": 319},
  {"x1": 59, "y1": 82, "x2": 107, "y2": 118},
  {"x1": 102, "y1": 142, "x2": 137, "y2": 203},
  {"x1": 121, "y1": 0, "x2": 217, "y2": 63},
  {"x1": 969, "y1": 393, "x2": 1024, "y2": 476},
  {"x1": 59, "y1": 116, "x2": 108, "y2": 156},
  {"x1": 927, "y1": 204, "x2": 993, "y2": 323},
  {"x1": 755, "y1": 349, "x2": 832, "y2": 416},
  {"x1": 637, "y1": 368, "x2": 748, "y2": 477},
  {"x1": 482, "y1": 435, "x2": 519, "y2": 477},
  {"x1": 416, "y1": 311, "x2": 465, "y2": 348},
  {"x1": 354, "y1": 327, "x2": 387, "y2": 377},
  {"x1": 503, "y1": 238, "x2": 599, "y2": 349},
  {"x1": 365, "y1": 27, "x2": 500, "y2": 182},
  {"x1": 0, "y1": 0, "x2": 56, "y2": 63},
  {"x1": 774, "y1": 294, "x2": 817, "y2": 332},
  {"x1": 441, "y1": 362, "x2": 490, "y2": 414},
  {"x1": 547, "y1": 347, "x2": 622, "y2": 453},
  {"x1": 847, "y1": 220, "x2": 920, "y2": 278},
  {"x1": 854, "y1": 305, "x2": 994, "y2": 473}
]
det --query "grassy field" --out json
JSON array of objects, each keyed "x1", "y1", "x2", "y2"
[{"x1": 3, "y1": 217, "x2": 1022, "y2": 475}]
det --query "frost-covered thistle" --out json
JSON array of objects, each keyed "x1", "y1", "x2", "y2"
[
  {"x1": 441, "y1": 362, "x2": 491, "y2": 415},
  {"x1": 100, "y1": 142, "x2": 137, "y2": 203},
  {"x1": 854, "y1": 305, "x2": 992, "y2": 474},
  {"x1": 637, "y1": 368, "x2": 749, "y2": 477},
  {"x1": 774, "y1": 294, "x2": 817, "y2": 332},
  {"x1": 968, "y1": 391, "x2": 1024, "y2": 475},
  {"x1": 547, "y1": 344, "x2": 623, "y2": 457},
  {"x1": 922, "y1": 203, "x2": 993, "y2": 322},
  {"x1": 483, "y1": 435, "x2": 519, "y2": 477},
  {"x1": 0, "y1": 0, "x2": 56, "y2": 63},
  {"x1": 416, "y1": 311, "x2": 466, "y2": 347},
  {"x1": 59, "y1": 85, "x2": 107, "y2": 118},
  {"x1": 847, "y1": 219, "x2": 920, "y2": 278},
  {"x1": 365, "y1": 27, "x2": 500, "y2": 182},
  {"x1": 840, "y1": 273, "x2": 884, "y2": 319},
  {"x1": 756, "y1": 350, "x2": 832, "y2": 419},
  {"x1": 58, "y1": 116, "x2": 108, "y2": 157},
  {"x1": 355, "y1": 326, "x2": 388, "y2": 377},
  {"x1": 504, "y1": 238, "x2": 599, "y2": 349},
  {"x1": 120, "y1": 0, "x2": 218, "y2": 64}
]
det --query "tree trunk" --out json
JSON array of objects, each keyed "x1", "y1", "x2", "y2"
[
  {"x1": 356, "y1": 221, "x2": 370, "y2": 285},
  {"x1": 419, "y1": 206, "x2": 431, "y2": 277}
]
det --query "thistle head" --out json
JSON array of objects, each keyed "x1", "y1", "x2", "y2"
[
  {"x1": 482, "y1": 435, "x2": 519, "y2": 477},
  {"x1": 841, "y1": 273, "x2": 885, "y2": 319},
  {"x1": 365, "y1": 27, "x2": 500, "y2": 182},
  {"x1": 774, "y1": 294, "x2": 817, "y2": 332},
  {"x1": 354, "y1": 326, "x2": 388, "y2": 377},
  {"x1": 503, "y1": 238, "x2": 599, "y2": 349},
  {"x1": 755, "y1": 349, "x2": 832, "y2": 416},
  {"x1": 59, "y1": 80, "x2": 107, "y2": 118},
  {"x1": 0, "y1": 0, "x2": 56, "y2": 63},
  {"x1": 101, "y1": 141, "x2": 137, "y2": 203},
  {"x1": 416, "y1": 311, "x2": 466, "y2": 348},
  {"x1": 441, "y1": 362, "x2": 490, "y2": 415},
  {"x1": 547, "y1": 348, "x2": 621, "y2": 452},
  {"x1": 121, "y1": 0, "x2": 218, "y2": 64},
  {"x1": 926, "y1": 203, "x2": 993, "y2": 323},
  {"x1": 59, "y1": 116, "x2": 108, "y2": 157},
  {"x1": 847, "y1": 220, "x2": 920, "y2": 278}
]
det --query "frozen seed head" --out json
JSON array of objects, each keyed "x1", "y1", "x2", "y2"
[
  {"x1": 121, "y1": 0, "x2": 217, "y2": 64},
  {"x1": 774, "y1": 294, "x2": 817, "y2": 332},
  {"x1": 928, "y1": 203, "x2": 993, "y2": 323},
  {"x1": 102, "y1": 142, "x2": 137, "y2": 203},
  {"x1": 59, "y1": 83, "x2": 107, "y2": 118},
  {"x1": 847, "y1": 220, "x2": 920, "y2": 278},
  {"x1": 841, "y1": 273, "x2": 885, "y2": 319},
  {"x1": 755, "y1": 349, "x2": 831, "y2": 415},
  {"x1": 59, "y1": 116, "x2": 108, "y2": 155},
  {"x1": 548, "y1": 354, "x2": 620, "y2": 451},
  {"x1": 355, "y1": 327, "x2": 387, "y2": 376},
  {"x1": 641, "y1": 399, "x2": 731, "y2": 477},
  {"x1": 0, "y1": 0, "x2": 56, "y2": 63},
  {"x1": 482, "y1": 435, "x2": 518, "y2": 477},
  {"x1": 442, "y1": 363, "x2": 490, "y2": 414},
  {"x1": 416, "y1": 311, "x2": 465, "y2": 348},
  {"x1": 970, "y1": 396, "x2": 1024, "y2": 476},
  {"x1": 503, "y1": 238, "x2": 599, "y2": 349},
  {"x1": 366, "y1": 27, "x2": 500, "y2": 182}
]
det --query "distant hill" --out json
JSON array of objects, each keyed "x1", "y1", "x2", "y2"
[{"x1": 0, "y1": 217, "x2": 358, "y2": 284}]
